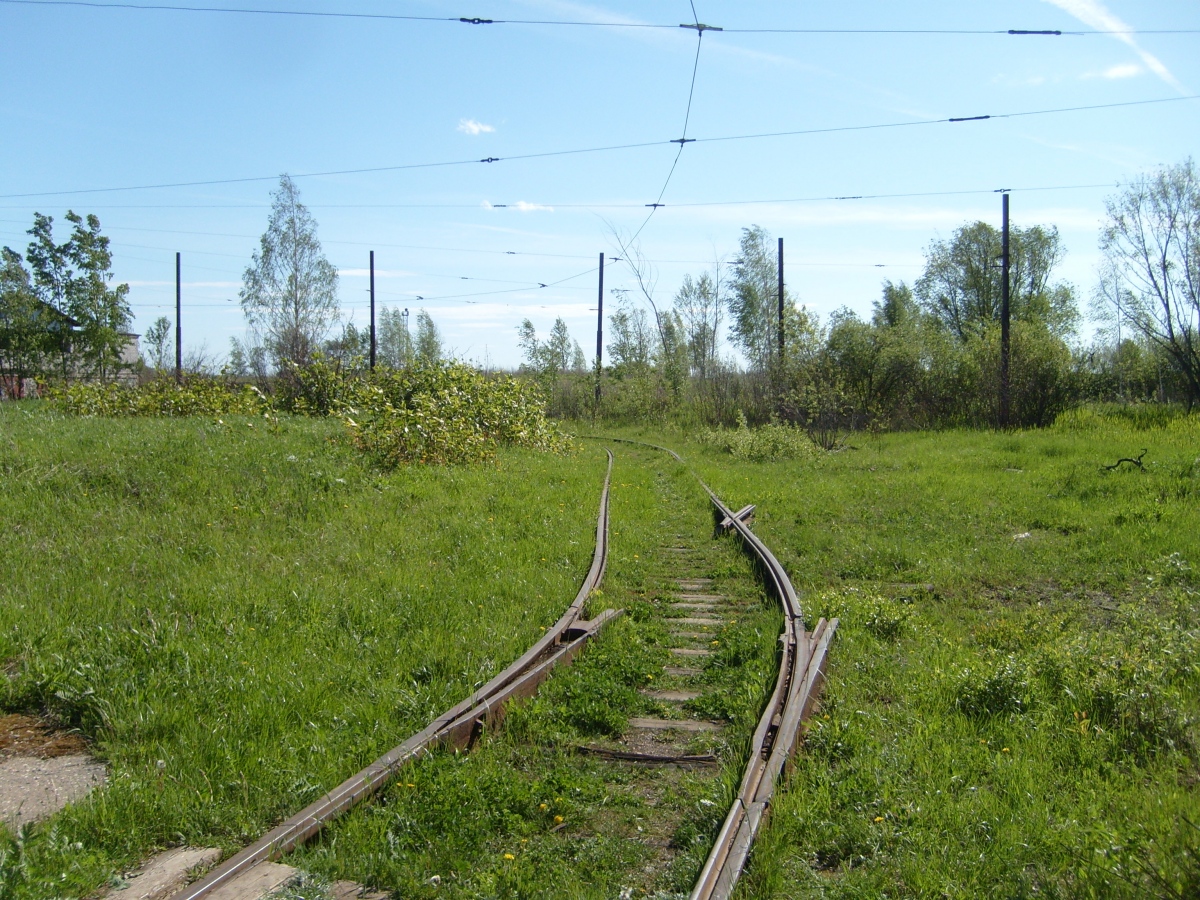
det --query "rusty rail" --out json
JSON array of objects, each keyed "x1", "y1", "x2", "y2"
[
  {"x1": 601, "y1": 438, "x2": 836, "y2": 900},
  {"x1": 171, "y1": 450, "x2": 616, "y2": 900}
]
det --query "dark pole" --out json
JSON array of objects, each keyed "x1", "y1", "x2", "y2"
[
  {"x1": 175, "y1": 252, "x2": 182, "y2": 383},
  {"x1": 777, "y1": 237, "x2": 785, "y2": 364},
  {"x1": 369, "y1": 250, "x2": 376, "y2": 371},
  {"x1": 1000, "y1": 193, "x2": 1012, "y2": 428},
  {"x1": 595, "y1": 252, "x2": 604, "y2": 408}
]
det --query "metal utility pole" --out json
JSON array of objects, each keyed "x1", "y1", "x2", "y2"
[
  {"x1": 777, "y1": 237, "x2": 785, "y2": 364},
  {"x1": 175, "y1": 252, "x2": 182, "y2": 383},
  {"x1": 595, "y1": 252, "x2": 604, "y2": 408},
  {"x1": 999, "y1": 193, "x2": 1012, "y2": 428},
  {"x1": 369, "y1": 251, "x2": 376, "y2": 371}
]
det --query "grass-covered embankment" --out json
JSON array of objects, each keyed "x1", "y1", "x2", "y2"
[
  {"x1": 682, "y1": 408, "x2": 1200, "y2": 898},
  {"x1": 0, "y1": 403, "x2": 604, "y2": 899}
]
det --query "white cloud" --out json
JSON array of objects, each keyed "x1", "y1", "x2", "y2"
[
  {"x1": 481, "y1": 201, "x2": 554, "y2": 212},
  {"x1": 1082, "y1": 62, "x2": 1142, "y2": 80},
  {"x1": 1040, "y1": 0, "x2": 1185, "y2": 93},
  {"x1": 457, "y1": 118, "x2": 495, "y2": 136}
]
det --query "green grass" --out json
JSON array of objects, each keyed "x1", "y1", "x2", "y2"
[
  {"x1": 5, "y1": 400, "x2": 1199, "y2": 899},
  {"x1": 0, "y1": 403, "x2": 606, "y2": 899},
  {"x1": 288, "y1": 445, "x2": 783, "y2": 899},
  {"x1": 670, "y1": 408, "x2": 1200, "y2": 898}
]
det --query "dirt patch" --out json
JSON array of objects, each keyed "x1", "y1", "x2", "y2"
[{"x1": 0, "y1": 713, "x2": 88, "y2": 759}]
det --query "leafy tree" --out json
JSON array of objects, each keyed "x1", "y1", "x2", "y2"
[
  {"x1": 1099, "y1": 158, "x2": 1200, "y2": 406},
  {"x1": 414, "y1": 309, "x2": 442, "y2": 365},
  {"x1": 239, "y1": 175, "x2": 339, "y2": 372},
  {"x1": 0, "y1": 247, "x2": 58, "y2": 393},
  {"x1": 728, "y1": 226, "x2": 799, "y2": 371},
  {"x1": 571, "y1": 340, "x2": 587, "y2": 373},
  {"x1": 872, "y1": 280, "x2": 920, "y2": 329},
  {"x1": 323, "y1": 322, "x2": 370, "y2": 372},
  {"x1": 143, "y1": 316, "x2": 173, "y2": 373},
  {"x1": 24, "y1": 212, "x2": 132, "y2": 382},
  {"x1": 228, "y1": 337, "x2": 269, "y2": 383},
  {"x1": 518, "y1": 316, "x2": 578, "y2": 377},
  {"x1": 915, "y1": 220, "x2": 1078, "y2": 342},
  {"x1": 606, "y1": 290, "x2": 656, "y2": 376},
  {"x1": 673, "y1": 270, "x2": 723, "y2": 379},
  {"x1": 378, "y1": 306, "x2": 412, "y2": 368}
]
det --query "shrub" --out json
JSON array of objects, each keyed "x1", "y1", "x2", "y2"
[
  {"x1": 953, "y1": 655, "x2": 1030, "y2": 717},
  {"x1": 808, "y1": 589, "x2": 911, "y2": 642},
  {"x1": 340, "y1": 363, "x2": 573, "y2": 466},
  {"x1": 696, "y1": 413, "x2": 820, "y2": 462},
  {"x1": 53, "y1": 378, "x2": 268, "y2": 417}
]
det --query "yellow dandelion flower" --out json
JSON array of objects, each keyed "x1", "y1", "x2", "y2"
[
  {"x1": 874, "y1": 816, "x2": 884, "y2": 823},
  {"x1": 503, "y1": 853, "x2": 515, "y2": 860},
  {"x1": 554, "y1": 815, "x2": 564, "y2": 824}
]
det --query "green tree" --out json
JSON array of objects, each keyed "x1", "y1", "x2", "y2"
[
  {"x1": 0, "y1": 247, "x2": 58, "y2": 393},
  {"x1": 1099, "y1": 158, "x2": 1200, "y2": 406},
  {"x1": 143, "y1": 316, "x2": 173, "y2": 373},
  {"x1": 606, "y1": 290, "x2": 656, "y2": 376},
  {"x1": 673, "y1": 270, "x2": 723, "y2": 379},
  {"x1": 518, "y1": 316, "x2": 578, "y2": 376},
  {"x1": 323, "y1": 322, "x2": 370, "y2": 372},
  {"x1": 414, "y1": 309, "x2": 442, "y2": 365},
  {"x1": 728, "y1": 226, "x2": 799, "y2": 372},
  {"x1": 24, "y1": 212, "x2": 133, "y2": 382},
  {"x1": 239, "y1": 175, "x2": 340, "y2": 372},
  {"x1": 915, "y1": 220, "x2": 1078, "y2": 342},
  {"x1": 378, "y1": 306, "x2": 412, "y2": 368}
]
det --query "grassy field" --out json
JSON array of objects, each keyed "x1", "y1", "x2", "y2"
[
  {"x1": 0, "y1": 403, "x2": 606, "y2": 899},
  {"x1": 289, "y1": 444, "x2": 782, "y2": 899},
  {"x1": 670, "y1": 407, "x2": 1200, "y2": 898},
  {"x1": 3, "y1": 400, "x2": 1198, "y2": 899}
]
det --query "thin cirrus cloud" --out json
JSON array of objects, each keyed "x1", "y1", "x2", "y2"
[
  {"x1": 1040, "y1": 0, "x2": 1185, "y2": 93},
  {"x1": 457, "y1": 118, "x2": 496, "y2": 135}
]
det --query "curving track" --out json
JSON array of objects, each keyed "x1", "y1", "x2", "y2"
[
  {"x1": 172, "y1": 452, "x2": 618, "y2": 900},
  {"x1": 604, "y1": 438, "x2": 837, "y2": 900},
  {"x1": 168, "y1": 443, "x2": 833, "y2": 900}
]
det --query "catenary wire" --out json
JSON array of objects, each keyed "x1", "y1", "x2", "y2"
[
  {"x1": 3, "y1": 1, "x2": 1196, "y2": 34},
  {"x1": 2, "y1": 95, "x2": 1194, "y2": 200}
]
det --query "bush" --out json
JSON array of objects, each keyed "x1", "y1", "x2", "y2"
[
  {"x1": 696, "y1": 413, "x2": 820, "y2": 462},
  {"x1": 341, "y1": 363, "x2": 573, "y2": 466},
  {"x1": 53, "y1": 378, "x2": 268, "y2": 417},
  {"x1": 953, "y1": 655, "x2": 1030, "y2": 717}
]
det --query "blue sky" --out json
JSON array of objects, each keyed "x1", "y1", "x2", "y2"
[{"x1": 1, "y1": 0, "x2": 1197, "y2": 368}]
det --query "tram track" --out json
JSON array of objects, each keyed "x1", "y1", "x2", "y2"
[
  {"x1": 604, "y1": 438, "x2": 837, "y2": 900},
  {"x1": 170, "y1": 453, "x2": 618, "y2": 900},
  {"x1": 164, "y1": 442, "x2": 833, "y2": 900}
]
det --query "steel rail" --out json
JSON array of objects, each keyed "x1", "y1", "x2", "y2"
[
  {"x1": 171, "y1": 449, "x2": 616, "y2": 900},
  {"x1": 596, "y1": 437, "x2": 836, "y2": 900}
]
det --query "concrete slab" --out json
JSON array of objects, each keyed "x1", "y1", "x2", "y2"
[
  {"x1": 205, "y1": 861, "x2": 296, "y2": 900},
  {"x1": 641, "y1": 690, "x2": 702, "y2": 702},
  {"x1": 0, "y1": 754, "x2": 106, "y2": 829},
  {"x1": 628, "y1": 717, "x2": 721, "y2": 732},
  {"x1": 669, "y1": 647, "x2": 711, "y2": 657},
  {"x1": 108, "y1": 847, "x2": 223, "y2": 900},
  {"x1": 663, "y1": 666, "x2": 701, "y2": 677},
  {"x1": 675, "y1": 617, "x2": 722, "y2": 626}
]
